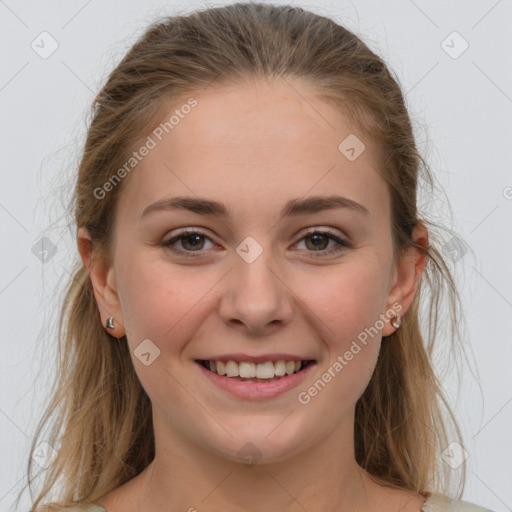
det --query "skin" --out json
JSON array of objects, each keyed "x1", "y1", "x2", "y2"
[{"x1": 78, "y1": 76, "x2": 428, "y2": 512}]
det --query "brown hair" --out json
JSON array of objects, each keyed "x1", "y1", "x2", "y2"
[{"x1": 20, "y1": 3, "x2": 471, "y2": 510}]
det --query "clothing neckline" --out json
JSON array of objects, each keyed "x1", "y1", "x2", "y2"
[
  {"x1": 421, "y1": 492, "x2": 457, "y2": 511},
  {"x1": 421, "y1": 492, "x2": 434, "y2": 510}
]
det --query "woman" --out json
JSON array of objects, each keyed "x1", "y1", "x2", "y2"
[{"x1": 23, "y1": 3, "x2": 493, "y2": 511}]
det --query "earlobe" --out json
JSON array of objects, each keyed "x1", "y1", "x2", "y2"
[
  {"x1": 382, "y1": 223, "x2": 429, "y2": 337},
  {"x1": 77, "y1": 227, "x2": 125, "y2": 338}
]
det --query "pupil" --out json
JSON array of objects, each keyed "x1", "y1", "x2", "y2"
[
  {"x1": 184, "y1": 234, "x2": 203, "y2": 250},
  {"x1": 307, "y1": 234, "x2": 327, "y2": 250}
]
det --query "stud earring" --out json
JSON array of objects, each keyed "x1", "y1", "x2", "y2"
[
  {"x1": 106, "y1": 317, "x2": 115, "y2": 330},
  {"x1": 391, "y1": 315, "x2": 401, "y2": 330}
]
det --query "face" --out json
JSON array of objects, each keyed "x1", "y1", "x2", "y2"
[{"x1": 81, "y1": 77, "x2": 423, "y2": 466}]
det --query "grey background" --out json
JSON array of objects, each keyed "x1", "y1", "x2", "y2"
[{"x1": 1, "y1": 1, "x2": 511, "y2": 511}]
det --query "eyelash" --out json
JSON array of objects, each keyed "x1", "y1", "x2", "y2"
[{"x1": 162, "y1": 228, "x2": 353, "y2": 258}]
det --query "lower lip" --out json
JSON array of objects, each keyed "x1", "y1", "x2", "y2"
[{"x1": 195, "y1": 361, "x2": 316, "y2": 400}]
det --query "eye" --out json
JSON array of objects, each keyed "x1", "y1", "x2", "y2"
[
  {"x1": 162, "y1": 229, "x2": 216, "y2": 256},
  {"x1": 292, "y1": 228, "x2": 353, "y2": 258},
  {"x1": 162, "y1": 227, "x2": 352, "y2": 258}
]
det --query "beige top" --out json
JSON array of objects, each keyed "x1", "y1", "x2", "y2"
[
  {"x1": 71, "y1": 492, "x2": 494, "y2": 511},
  {"x1": 421, "y1": 492, "x2": 494, "y2": 511}
]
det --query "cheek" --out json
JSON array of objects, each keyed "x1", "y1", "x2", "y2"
[
  {"x1": 116, "y1": 250, "x2": 229, "y2": 374},
  {"x1": 114, "y1": 255, "x2": 208, "y2": 411},
  {"x1": 298, "y1": 257, "x2": 389, "y2": 343},
  {"x1": 293, "y1": 258, "x2": 389, "y2": 400},
  {"x1": 114, "y1": 247, "x2": 200, "y2": 351}
]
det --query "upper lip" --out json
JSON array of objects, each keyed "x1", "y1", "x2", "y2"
[{"x1": 196, "y1": 353, "x2": 315, "y2": 364}]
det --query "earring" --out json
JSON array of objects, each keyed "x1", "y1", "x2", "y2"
[
  {"x1": 391, "y1": 315, "x2": 401, "y2": 330},
  {"x1": 106, "y1": 317, "x2": 115, "y2": 330}
]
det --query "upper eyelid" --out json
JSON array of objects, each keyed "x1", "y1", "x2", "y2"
[{"x1": 164, "y1": 226, "x2": 349, "y2": 249}]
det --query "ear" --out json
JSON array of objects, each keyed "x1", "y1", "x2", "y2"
[
  {"x1": 381, "y1": 222, "x2": 428, "y2": 336},
  {"x1": 77, "y1": 227, "x2": 125, "y2": 338}
]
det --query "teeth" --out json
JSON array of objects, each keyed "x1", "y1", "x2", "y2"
[
  {"x1": 256, "y1": 361, "x2": 275, "y2": 379},
  {"x1": 206, "y1": 359, "x2": 307, "y2": 379},
  {"x1": 216, "y1": 361, "x2": 226, "y2": 376}
]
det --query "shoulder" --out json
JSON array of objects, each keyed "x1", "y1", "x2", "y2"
[{"x1": 422, "y1": 492, "x2": 495, "y2": 512}]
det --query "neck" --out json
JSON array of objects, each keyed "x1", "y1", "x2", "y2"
[{"x1": 132, "y1": 412, "x2": 381, "y2": 512}]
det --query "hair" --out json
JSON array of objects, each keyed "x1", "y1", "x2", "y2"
[{"x1": 19, "y1": 3, "x2": 472, "y2": 510}]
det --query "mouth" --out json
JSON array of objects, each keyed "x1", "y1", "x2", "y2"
[
  {"x1": 196, "y1": 359, "x2": 316, "y2": 383},
  {"x1": 195, "y1": 357, "x2": 317, "y2": 400}
]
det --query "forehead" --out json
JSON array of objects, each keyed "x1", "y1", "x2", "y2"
[{"x1": 116, "y1": 77, "x2": 389, "y2": 224}]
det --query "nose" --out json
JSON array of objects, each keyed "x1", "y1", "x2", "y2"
[{"x1": 218, "y1": 250, "x2": 294, "y2": 336}]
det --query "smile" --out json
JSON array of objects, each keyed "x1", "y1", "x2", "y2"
[{"x1": 195, "y1": 359, "x2": 317, "y2": 400}]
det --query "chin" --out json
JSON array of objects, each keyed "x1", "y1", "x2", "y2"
[{"x1": 202, "y1": 418, "x2": 317, "y2": 466}]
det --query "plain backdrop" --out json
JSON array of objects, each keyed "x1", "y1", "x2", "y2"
[{"x1": 1, "y1": 1, "x2": 511, "y2": 511}]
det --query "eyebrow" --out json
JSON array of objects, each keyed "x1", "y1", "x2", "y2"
[{"x1": 140, "y1": 195, "x2": 370, "y2": 220}]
